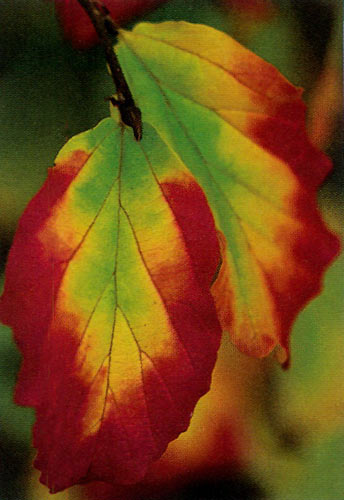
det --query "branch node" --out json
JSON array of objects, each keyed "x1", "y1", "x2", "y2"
[{"x1": 77, "y1": 0, "x2": 142, "y2": 140}]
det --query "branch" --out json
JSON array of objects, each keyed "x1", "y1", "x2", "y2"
[{"x1": 77, "y1": 0, "x2": 142, "y2": 140}]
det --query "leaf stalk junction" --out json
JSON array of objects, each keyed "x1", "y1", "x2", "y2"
[{"x1": 77, "y1": 0, "x2": 142, "y2": 140}]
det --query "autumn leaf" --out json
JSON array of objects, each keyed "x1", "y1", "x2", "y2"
[
  {"x1": 0, "y1": 116, "x2": 222, "y2": 492},
  {"x1": 115, "y1": 21, "x2": 340, "y2": 364}
]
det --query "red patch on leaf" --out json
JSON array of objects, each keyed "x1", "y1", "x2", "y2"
[
  {"x1": 0, "y1": 150, "x2": 89, "y2": 406},
  {"x1": 243, "y1": 96, "x2": 340, "y2": 362},
  {"x1": 161, "y1": 180, "x2": 221, "y2": 289},
  {"x1": 276, "y1": 191, "x2": 340, "y2": 363},
  {"x1": 250, "y1": 112, "x2": 332, "y2": 191}
]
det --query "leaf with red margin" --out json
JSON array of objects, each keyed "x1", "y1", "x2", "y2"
[
  {"x1": 0, "y1": 116, "x2": 222, "y2": 492},
  {"x1": 115, "y1": 21, "x2": 340, "y2": 364},
  {"x1": 53, "y1": 0, "x2": 169, "y2": 49}
]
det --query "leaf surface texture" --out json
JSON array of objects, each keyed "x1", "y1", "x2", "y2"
[
  {"x1": 0, "y1": 118, "x2": 222, "y2": 492},
  {"x1": 116, "y1": 21, "x2": 340, "y2": 362}
]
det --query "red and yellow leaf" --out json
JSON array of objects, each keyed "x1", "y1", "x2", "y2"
[
  {"x1": 116, "y1": 21, "x2": 340, "y2": 364},
  {"x1": 0, "y1": 117, "x2": 222, "y2": 492}
]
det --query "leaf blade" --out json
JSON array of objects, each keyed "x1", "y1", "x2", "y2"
[
  {"x1": 0, "y1": 118, "x2": 222, "y2": 492},
  {"x1": 116, "y1": 21, "x2": 340, "y2": 362}
]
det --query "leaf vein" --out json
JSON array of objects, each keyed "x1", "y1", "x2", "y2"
[
  {"x1": 119, "y1": 205, "x2": 197, "y2": 374},
  {"x1": 119, "y1": 37, "x2": 296, "y2": 219},
  {"x1": 117, "y1": 306, "x2": 160, "y2": 454},
  {"x1": 123, "y1": 30, "x2": 280, "y2": 103}
]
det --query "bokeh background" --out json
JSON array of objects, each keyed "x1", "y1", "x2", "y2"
[{"x1": 0, "y1": 1, "x2": 343, "y2": 499}]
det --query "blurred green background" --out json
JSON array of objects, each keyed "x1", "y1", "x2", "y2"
[{"x1": 0, "y1": 1, "x2": 343, "y2": 499}]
